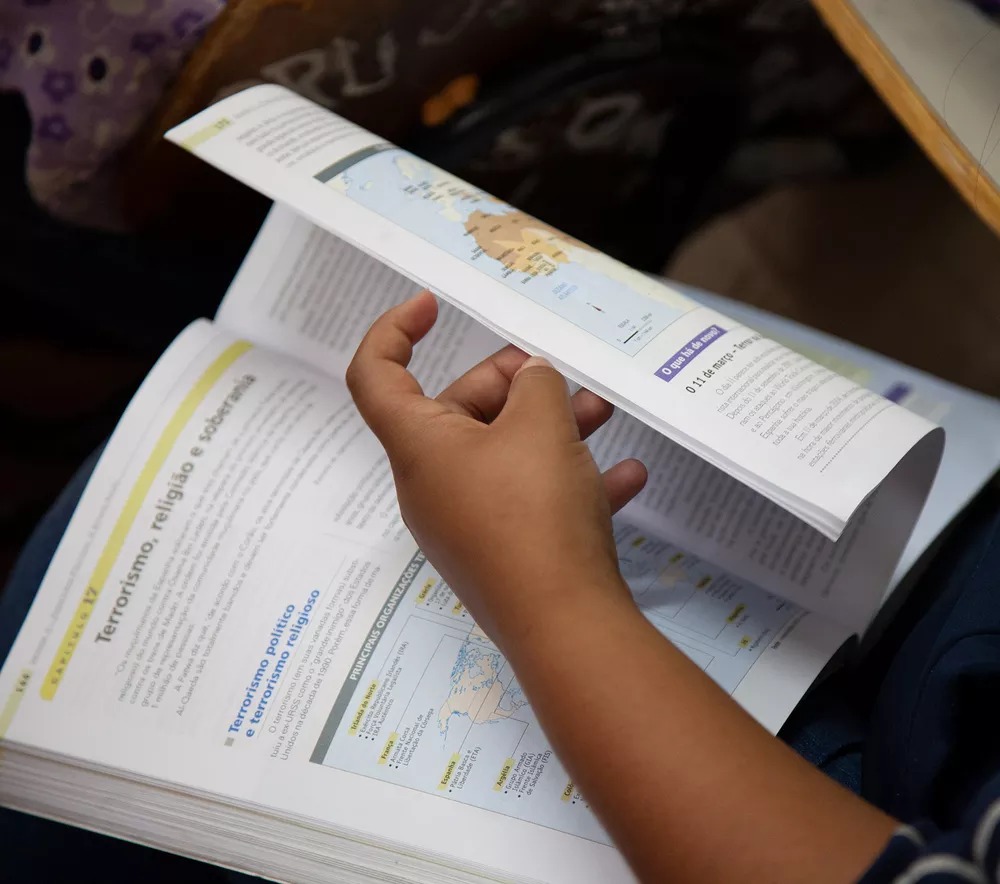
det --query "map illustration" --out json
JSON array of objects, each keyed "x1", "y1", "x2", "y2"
[
  {"x1": 316, "y1": 147, "x2": 694, "y2": 356},
  {"x1": 439, "y1": 643, "x2": 527, "y2": 735},
  {"x1": 313, "y1": 524, "x2": 802, "y2": 843}
]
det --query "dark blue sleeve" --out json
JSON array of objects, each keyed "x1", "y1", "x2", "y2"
[{"x1": 860, "y1": 772, "x2": 1000, "y2": 883}]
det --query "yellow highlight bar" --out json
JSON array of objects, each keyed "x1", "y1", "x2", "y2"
[
  {"x1": 493, "y1": 757, "x2": 515, "y2": 792},
  {"x1": 727, "y1": 604, "x2": 746, "y2": 624},
  {"x1": 378, "y1": 732, "x2": 398, "y2": 765},
  {"x1": 696, "y1": 576, "x2": 712, "y2": 589},
  {"x1": 739, "y1": 635, "x2": 751, "y2": 648},
  {"x1": 669, "y1": 552, "x2": 684, "y2": 564},
  {"x1": 415, "y1": 578, "x2": 435, "y2": 604},
  {"x1": 438, "y1": 753, "x2": 461, "y2": 790},
  {"x1": 560, "y1": 781, "x2": 575, "y2": 802},
  {"x1": 349, "y1": 680, "x2": 379, "y2": 735},
  {"x1": 41, "y1": 342, "x2": 252, "y2": 701},
  {"x1": 0, "y1": 669, "x2": 32, "y2": 738},
  {"x1": 630, "y1": 536, "x2": 646, "y2": 548},
  {"x1": 451, "y1": 599, "x2": 464, "y2": 615},
  {"x1": 181, "y1": 117, "x2": 233, "y2": 150}
]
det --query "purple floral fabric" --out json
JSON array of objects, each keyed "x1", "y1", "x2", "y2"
[{"x1": 0, "y1": 0, "x2": 224, "y2": 227}]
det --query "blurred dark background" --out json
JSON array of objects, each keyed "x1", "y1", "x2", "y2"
[
  {"x1": 0, "y1": 93, "x2": 256, "y2": 582},
  {"x1": 4, "y1": 0, "x2": 999, "y2": 591}
]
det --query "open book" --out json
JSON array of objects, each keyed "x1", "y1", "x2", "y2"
[{"x1": 1, "y1": 84, "x2": 999, "y2": 883}]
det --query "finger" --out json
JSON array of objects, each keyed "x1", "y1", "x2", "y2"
[
  {"x1": 439, "y1": 350, "x2": 615, "y2": 433},
  {"x1": 571, "y1": 388, "x2": 614, "y2": 440},
  {"x1": 436, "y1": 344, "x2": 528, "y2": 422},
  {"x1": 603, "y1": 459, "x2": 648, "y2": 514},
  {"x1": 346, "y1": 291, "x2": 439, "y2": 443},
  {"x1": 496, "y1": 356, "x2": 579, "y2": 442}
]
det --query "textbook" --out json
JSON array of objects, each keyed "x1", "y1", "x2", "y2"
[{"x1": 2, "y1": 84, "x2": 1000, "y2": 883}]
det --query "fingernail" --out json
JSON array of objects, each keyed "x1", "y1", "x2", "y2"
[{"x1": 520, "y1": 355, "x2": 552, "y2": 371}]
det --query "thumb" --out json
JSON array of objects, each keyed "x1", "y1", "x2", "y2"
[{"x1": 497, "y1": 356, "x2": 579, "y2": 441}]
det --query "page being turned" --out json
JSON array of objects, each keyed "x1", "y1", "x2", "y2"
[
  {"x1": 591, "y1": 411, "x2": 942, "y2": 633},
  {"x1": 218, "y1": 205, "x2": 940, "y2": 633},
  {"x1": 169, "y1": 86, "x2": 941, "y2": 541}
]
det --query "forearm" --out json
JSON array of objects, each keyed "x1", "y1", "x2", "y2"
[
  {"x1": 506, "y1": 581, "x2": 896, "y2": 884},
  {"x1": 346, "y1": 301, "x2": 892, "y2": 881}
]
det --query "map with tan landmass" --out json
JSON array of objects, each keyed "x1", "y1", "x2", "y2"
[
  {"x1": 324, "y1": 146, "x2": 696, "y2": 354},
  {"x1": 465, "y1": 210, "x2": 582, "y2": 277},
  {"x1": 438, "y1": 643, "x2": 505, "y2": 732}
]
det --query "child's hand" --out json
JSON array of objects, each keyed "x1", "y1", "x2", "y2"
[
  {"x1": 350, "y1": 293, "x2": 897, "y2": 884},
  {"x1": 346, "y1": 291, "x2": 647, "y2": 654}
]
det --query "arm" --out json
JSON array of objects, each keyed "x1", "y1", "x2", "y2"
[
  {"x1": 509, "y1": 591, "x2": 892, "y2": 883},
  {"x1": 346, "y1": 292, "x2": 897, "y2": 883}
]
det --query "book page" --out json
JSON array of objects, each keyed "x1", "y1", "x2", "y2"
[
  {"x1": 688, "y1": 289, "x2": 1000, "y2": 597},
  {"x1": 214, "y1": 206, "x2": 947, "y2": 631},
  {"x1": 592, "y1": 410, "x2": 944, "y2": 632},
  {"x1": 215, "y1": 201, "x2": 505, "y2": 389},
  {"x1": 166, "y1": 84, "x2": 942, "y2": 544},
  {"x1": 0, "y1": 319, "x2": 848, "y2": 883}
]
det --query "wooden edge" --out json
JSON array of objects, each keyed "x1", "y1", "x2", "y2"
[{"x1": 812, "y1": 0, "x2": 1000, "y2": 239}]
